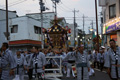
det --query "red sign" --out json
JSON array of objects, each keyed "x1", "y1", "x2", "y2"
[
  {"x1": 68, "y1": 29, "x2": 71, "y2": 33},
  {"x1": 42, "y1": 28, "x2": 46, "y2": 33},
  {"x1": 110, "y1": 34, "x2": 117, "y2": 41}
]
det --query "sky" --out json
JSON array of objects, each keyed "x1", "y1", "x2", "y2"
[{"x1": 0, "y1": 0, "x2": 102, "y2": 34}]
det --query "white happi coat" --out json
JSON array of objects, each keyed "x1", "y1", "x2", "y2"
[
  {"x1": 0, "y1": 49, "x2": 16, "y2": 80},
  {"x1": 14, "y1": 54, "x2": 27, "y2": 79},
  {"x1": 29, "y1": 52, "x2": 46, "y2": 74},
  {"x1": 97, "y1": 53, "x2": 105, "y2": 63},
  {"x1": 63, "y1": 51, "x2": 76, "y2": 69},
  {"x1": 74, "y1": 51, "x2": 90, "y2": 80},
  {"x1": 104, "y1": 47, "x2": 120, "y2": 79},
  {"x1": 60, "y1": 52, "x2": 67, "y2": 66},
  {"x1": 93, "y1": 52, "x2": 98, "y2": 62}
]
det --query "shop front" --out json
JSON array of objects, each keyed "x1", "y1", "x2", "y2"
[{"x1": 104, "y1": 18, "x2": 120, "y2": 46}]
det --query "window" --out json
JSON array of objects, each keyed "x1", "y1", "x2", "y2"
[
  {"x1": 34, "y1": 26, "x2": 41, "y2": 34},
  {"x1": 109, "y1": 4, "x2": 116, "y2": 19},
  {"x1": 11, "y1": 25, "x2": 18, "y2": 33}
]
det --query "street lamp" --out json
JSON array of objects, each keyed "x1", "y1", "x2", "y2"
[
  {"x1": 75, "y1": 37, "x2": 77, "y2": 41},
  {"x1": 95, "y1": 31, "x2": 97, "y2": 35},
  {"x1": 45, "y1": 34, "x2": 47, "y2": 37},
  {"x1": 82, "y1": 37, "x2": 85, "y2": 39},
  {"x1": 68, "y1": 37, "x2": 71, "y2": 40},
  {"x1": 88, "y1": 39, "x2": 89, "y2": 41},
  {"x1": 80, "y1": 39, "x2": 82, "y2": 41},
  {"x1": 90, "y1": 28, "x2": 94, "y2": 32},
  {"x1": 99, "y1": 34, "x2": 102, "y2": 38}
]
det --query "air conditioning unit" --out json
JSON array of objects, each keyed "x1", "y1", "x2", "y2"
[{"x1": 99, "y1": 0, "x2": 107, "y2": 7}]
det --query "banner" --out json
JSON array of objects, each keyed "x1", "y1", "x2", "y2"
[{"x1": 106, "y1": 21, "x2": 120, "y2": 33}]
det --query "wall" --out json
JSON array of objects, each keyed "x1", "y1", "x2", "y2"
[
  {"x1": 10, "y1": 16, "x2": 41, "y2": 41},
  {"x1": 26, "y1": 12, "x2": 55, "y2": 29},
  {"x1": 67, "y1": 24, "x2": 78, "y2": 47},
  {"x1": 0, "y1": 9, "x2": 17, "y2": 20},
  {"x1": 100, "y1": 0, "x2": 120, "y2": 47},
  {"x1": 27, "y1": 17, "x2": 41, "y2": 41},
  {"x1": 85, "y1": 34, "x2": 93, "y2": 49},
  {"x1": 0, "y1": 9, "x2": 17, "y2": 47}
]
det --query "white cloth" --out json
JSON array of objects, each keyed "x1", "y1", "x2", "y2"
[
  {"x1": 89, "y1": 68, "x2": 95, "y2": 76},
  {"x1": 13, "y1": 75, "x2": 20, "y2": 80}
]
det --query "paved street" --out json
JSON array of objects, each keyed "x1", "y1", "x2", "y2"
[
  {"x1": 90, "y1": 70, "x2": 110, "y2": 80},
  {"x1": 25, "y1": 70, "x2": 111, "y2": 80}
]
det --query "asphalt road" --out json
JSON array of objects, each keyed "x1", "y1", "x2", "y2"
[{"x1": 25, "y1": 69, "x2": 111, "y2": 80}]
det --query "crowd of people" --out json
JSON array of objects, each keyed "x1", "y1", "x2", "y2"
[{"x1": 0, "y1": 39, "x2": 120, "y2": 80}]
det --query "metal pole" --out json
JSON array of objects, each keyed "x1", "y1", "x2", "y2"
[
  {"x1": 83, "y1": 15, "x2": 85, "y2": 48},
  {"x1": 74, "y1": 9, "x2": 76, "y2": 47},
  {"x1": 55, "y1": 1, "x2": 57, "y2": 17},
  {"x1": 95, "y1": 0, "x2": 99, "y2": 52},
  {"x1": 40, "y1": 0, "x2": 44, "y2": 49},
  {"x1": 91, "y1": 20, "x2": 94, "y2": 49},
  {"x1": 6, "y1": 0, "x2": 9, "y2": 41}
]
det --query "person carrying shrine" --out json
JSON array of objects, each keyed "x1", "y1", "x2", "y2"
[
  {"x1": 104, "y1": 39, "x2": 120, "y2": 80},
  {"x1": 63, "y1": 47, "x2": 76, "y2": 78},
  {"x1": 28, "y1": 47, "x2": 46, "y2": 79},
  {"x1": 0, "y1": 42, "x2": 16, "y2": 80},
  {"x1": 14, "y1": 49, "x2": 27, "y2": 80},
  {"x1": 74, "y1": 45, "x2": 90, "y2": 80}
]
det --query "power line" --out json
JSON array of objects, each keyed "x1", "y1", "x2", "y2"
[
  {"x1": 64, "y1": 17, "x2": 100, "y2": 19},
  {"x1": 1, "y1": 0, "x2": 28, "y2": 8},
  {"x1": 8, "y1": 0, "x2": 27, "y2": 7},
  {"x1": 57, "y1": 4, "x2": 71, "y2": 12},
  {"x1": 60, "y1": 1, "x2": 73, "y2": 11},
  {"x1": 65, "y1": 18, "x2": 101, "y2": 21}
]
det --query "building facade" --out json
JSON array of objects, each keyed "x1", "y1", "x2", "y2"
[
  {"x1": 85, "y1": 33, "x2": 93, "y2": 50},
  {"x1": 0, "y1": 9, "x2": 17, "y2": 47},
  {"x1": 9, "y1": 16, "x2": 42, "y2": 53},
  {"x1": 0, "y1": 15, "x2": 42, "y2": 53},
  {"x1": 99, "y1": 0, "x2": 120, "y2": 46},
  {"x1": 0, "y1": 9, "x2": 17, "y2": 20},
  {"x1": 67, "y1": 24, "x2": 79, "y2": 47},
  {"x1": 0, "y1": 10, "x2": 67, "y2": 52},
  {"x1": 26, "y1": 12, "x2": 67, "y2": 29}
]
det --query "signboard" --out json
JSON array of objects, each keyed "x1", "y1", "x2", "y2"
[
  {"x1": 68, "y1": 41, "x2": 71, "y2": 45},
  {"x1": 106, "y1": 21, "x2": 120, "y2": 33},
  {"x1": 110, "y1": 34, "x2": 117, "y2": 41}
]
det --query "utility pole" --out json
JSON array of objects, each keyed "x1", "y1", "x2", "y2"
[
  {"x1": 39, "y1": 0, "x2": 45, "y2": 49},
  {"x1": 6, "y1": 0, "x2": 9, "y2": 41},
  {"x1": 91, "y1": 20, "x2": 94, "y2": 30},
  {"x1": 55, "y1": 0, "x2": 57, "y2": 17},
  {"x1": 83, "y1": 14, "x2": 85, "y2": 48},
  {"x1": 91, "y1": 20, "x2": 94, "y2": 49},
  {"x1": 95, "y1": 0, "x2": 99, "y2": 52},
  {"x1": 52, "y1": 0, "x2": 60, "y2": 22},
  {"x1": 73, "y1": 9, "x2": 79, "y2": 47}
]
